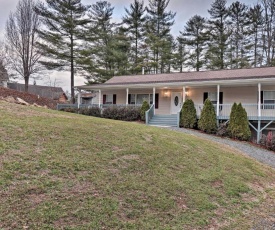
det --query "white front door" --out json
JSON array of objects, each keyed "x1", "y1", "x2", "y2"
[{"x1": 171, "y1": 92, "x2": 183, "y2": 114}]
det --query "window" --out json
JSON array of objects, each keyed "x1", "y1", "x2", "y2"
[
  {"x1": 136, "y1": 94, "x2": 150, "y2": 105},
  {"x1": 129, "y1": 94, "x2": 154, "y2": 105},
  {"x1": 263, "y1": 91, "x2": 275, "y2": 109},
  {"x1": 106, "y1": 94, "x2": 113, "y2": 104},
  {"x1": 130, "y1": 94, "x2": 136, "y2": 104},
  {"x1": 208, "y1": 92, "x2": 217, "y2": 104}
]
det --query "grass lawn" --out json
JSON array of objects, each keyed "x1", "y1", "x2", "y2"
[{"x1": 0, "y1": 101, "x2": 275, "y2": 229}]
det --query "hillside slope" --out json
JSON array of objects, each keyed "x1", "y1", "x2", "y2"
[{"x1": 0, "y1": 101, "x2": 274, "y2": 229}]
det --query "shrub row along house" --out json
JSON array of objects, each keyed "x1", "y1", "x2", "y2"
[{"x1": 73, "y1": 67, "x2": 275, "y2": 143}]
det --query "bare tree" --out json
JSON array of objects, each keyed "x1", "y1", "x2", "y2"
[{"x1": 5, "y1": 0, "x2": 41, "y2": 92}]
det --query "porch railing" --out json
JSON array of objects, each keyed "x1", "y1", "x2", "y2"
[
  {"x1": 195, "y1": 103, "x2": 275, "y2": 120},
  {"x1": 145, "y1": 104, "x2": 155, "y2": 125}
]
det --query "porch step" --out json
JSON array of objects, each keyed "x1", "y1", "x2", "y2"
[{"x1": 148, "y1": 115, "x2": 178, "y2": 127}]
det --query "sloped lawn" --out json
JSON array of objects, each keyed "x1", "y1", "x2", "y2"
[{"x1": 0, "y1": 101, "x2": 274, "y2": 229}]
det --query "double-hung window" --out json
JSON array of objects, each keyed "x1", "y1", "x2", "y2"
[
  {"x1": 106, "y1": 94, "x2": 113, "y2": 104},
  {"x1": 263, "y1": 91, "x2": 275, "y2": 109}
]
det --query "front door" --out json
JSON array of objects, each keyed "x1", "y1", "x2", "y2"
[{"x1": 171, "y1": 92, "x2": 182, "y2": 114}]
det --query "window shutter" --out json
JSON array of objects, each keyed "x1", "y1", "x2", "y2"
[
  {"x1": 203, "y1": 92, "x2": 208, "y2": 103},
  {"x1": 219, "y1": 92, "x2": 223, "y2": 111},
  {"x1": 261, "y1": 91, "x2": 263, "y2": 104},
  {"x1": 113, "y1": 94, "x2": 117, "y2": 104},
  {"x1": 128, "y1": 94, "x2": 131, "y2": 104},
  {"x1": 103, "y1": 94, "x2": 106, "y2": 104},
  {"x1": 155, "y1": 93, "x2": 159, "y2": 109},
  {"x1": 219, "y1": 92, "x2": 223, "y2": 104}
]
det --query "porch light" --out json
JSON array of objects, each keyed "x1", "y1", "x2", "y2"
[{"x1": 164, "y1": 89, "x2": 170, "y2": 97}]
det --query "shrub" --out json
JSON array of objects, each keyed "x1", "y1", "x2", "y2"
[
  {"x1": 79, "y1": 107, "x2": 101, "y2": 117},
  {"x1": 60, "y1": 107, "x2": 78, "y2": 113},
  {"x1": 259, "y1": 132, "x2": 275, "y2": 151},
  {"x1": 198, "y1": 99, "x2": 217, "y2": 133},
  {"x1": 180, "y1": 99, "x2": 197, "y2": 128},
  {"x1": 216, "y1": 122, "x2": 229, "y2": 137},
  {"x1": 102, "y1": 106, "x2": 141, "y2": 121},
  {"x1": 227, "y1": 103, "x2": 251, "y2": 141},
  {"x1": 140, "y1": 101, "x2": 150, "y2": 121}
]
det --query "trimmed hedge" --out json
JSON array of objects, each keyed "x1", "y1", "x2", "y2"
[
  {"x1": 79, "y1": 107, "x2": 101, "y2": 117},
  {"x1": 227, "y1": 103, "x2": 251, "y2": 141},
  {"x1": 180, "y1": 99, "x2": 197, "y2": 128},
  {"x1": 140, "y1": 101, "x2": 150, "y2": 121},
  {"x1": 102, "y1": 107, "x2": 141, "y2": 121},
  {"x1": 60, "y1": 107, "x2": 78, "y2": 113},
  {"x1": 198, "y1": 99, "x2": 217, "y2": 133}
]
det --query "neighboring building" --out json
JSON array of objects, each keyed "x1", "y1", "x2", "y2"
[
  {"x1": 0, "y1": 62, "x2": 8, "y2": 88},
  {"x1": 8, "y1": 83, "x2": 68, "y2": 102},
  {"x1": 76, "y1": 66, "x2": 275, "y2": 142}
]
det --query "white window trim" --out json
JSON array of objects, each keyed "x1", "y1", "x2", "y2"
[
  {"x1": 130, "y1": 93, "x2": 153, "y2": 105},
  {"x1": 105, "y1": 94, "x2": 113, "y2": 104}
]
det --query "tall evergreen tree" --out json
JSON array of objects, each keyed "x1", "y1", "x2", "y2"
[
  {"x1": 83, "y1": 1, "x2": 129, "y2": 84},
  {"x1": 123, "y1": 0, "x2": 146, "y2": 74},
  {"x1": 228, "y1": 1, "x2": 249, "y2": 68},
  {"x1": 35, "y1": 0, "x2": 89, "y2": 102},
  {"x1": 173, "y1": 37, "x2": 188, "y2": 72},
  {"x1": 145, "y1": 0, "x2": 176, "y2": 74},
  {"x1": 206, "y1": 0, "x2": 230, "y2": 70},
  {"x1": 260, "y1": 0, "x2": 275, "y2": 66},
  {"x1": 180, "y1": 15, "x2": 207, "y2": 71},
  {"x1": 247, "y1": 4, "x2": 264, "y2": 67}
]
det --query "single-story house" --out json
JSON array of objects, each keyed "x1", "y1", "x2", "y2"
[
  {"x1": 8, "y1": 83, "x2": 68, "y2": 103},
  {"x1": 75, "y1": 67, "x2": 275, "y2": 142}
]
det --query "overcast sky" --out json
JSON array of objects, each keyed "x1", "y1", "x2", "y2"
[{"x1": 0, "y1": 0, "x2": 257, "y2": 92}]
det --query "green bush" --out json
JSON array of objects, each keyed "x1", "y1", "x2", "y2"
[
  {"x1": 180, "y1": 99, "x2": 197, "y2": 128},
  {"x1": 102, "y1": 107, "x2": 141, "y2": 121},
  {"x1": 79, "y1": 107, "x2": 101, "y2": 117},
  {"x1": 60, "y1": 107, "x2": 78, "y2": 113},
  {"x1": 140, "y1": 101, "x2": 150, "y2": 121},
  {"x1": 227, "y1": 103, "x2": 251, "y2": 141},
  {"x1": 198, "y1": 99, "x2": 217, "y2": 133}
]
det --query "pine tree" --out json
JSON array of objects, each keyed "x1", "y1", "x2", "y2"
[
  {"x1": 145, "y1": 0, "x2": 176, "y2": 74},
  {"x1": 123, "y1": 0, "x2": 146, "y2": 74},
  {"x1": 180, "y1": 99, "x2": 197, "y2": 128},
  {"x1": 247, "y1": 4, "x2": 264, "y2": 67},
  {"x1": 35, "y1": 0, "x2": 89, "y2": 103},
  {"x1": 173, "y1": 38, "x2": 188, "y2": 73},
  {"x1": 83, "y1": 1, "x2": 130, "y2": 84},
  {"x1": 206, "y1": 0, "x2": 231, "y2": 70},
  {"x1": 228, "y1": 1, "x2": 250, "y2": 69},
  {"x1": 180, "y1": 15, "x2": 207, "y2": 71},
  {"x1": 198, "y1": 99, "x2": 217, "y2": 133}
]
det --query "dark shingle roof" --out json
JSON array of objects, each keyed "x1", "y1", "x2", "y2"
[
  {"x1": 8, "y1": 83, "x2": 67, "y2": 100},
  {"x1": 103, "y1": 67, "x2": 275, "y2": 85}
]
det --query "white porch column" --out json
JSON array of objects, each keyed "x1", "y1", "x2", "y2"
[
  {"x1": 98, "y1": 89, "x2": 102, "y2": 107},
  {"x1": 258, "y1": 83, "x2": 261, "y2": 117},
  {"x1": 126, "y1": 88, "x2": 129, "y2": 105},
  {"x1": 77, "y1": 90, "x2": 81, "y2": 108},
  {"x1": 153, "y1": 87, "x2": 156, "y2": 115},
  {"x1": 258, "y1": 83, "x2": 262, "y2": 117},
  {"x1": 217, "y1": 85, "x2": 220, "y2": 117},
  {"x1": 183, "y1": 87, "x2": 186, "y2": 103}
]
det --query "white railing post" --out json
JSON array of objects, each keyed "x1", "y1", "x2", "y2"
[
  {"x1": 153, "y1": 87, "x2": 156, "y2": 115},
  {"x1": 98, "y1": 90, "x2": 101, "y2": 108},
  {"x1": 77, "y1": 90, "x2": 81, "y2": 109},
  {"x1": 126, "y1": 88, "x2": 129, "y2": 105},
  {"x1": 217, "y1": 85, "x2": 220, "y2": 117},
  {"x1": 258, "y1": 83, "x2": 261, "y2": 117}
]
